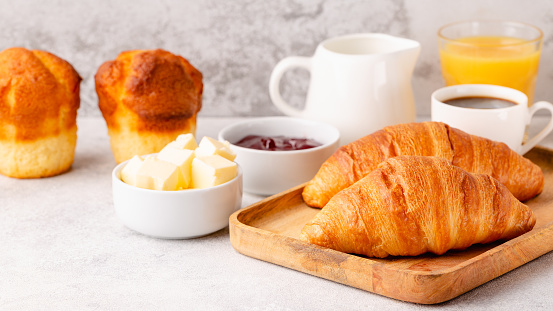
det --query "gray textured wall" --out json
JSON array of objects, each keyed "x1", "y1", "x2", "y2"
[{"x1": 2, "y1": 0, "x2": 553, "y2": 118}]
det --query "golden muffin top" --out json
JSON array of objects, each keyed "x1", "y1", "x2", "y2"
[
  {"x1": 0, "y1": 47, "x2": 81, "y2": 141},
  {"x1": 95, "y1": 49, "x2": 203, "y2": 132}
]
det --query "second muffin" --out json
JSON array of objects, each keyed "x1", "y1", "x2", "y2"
[{"x1": 95, "y1": 49, "x2": 203, "y2": 163}]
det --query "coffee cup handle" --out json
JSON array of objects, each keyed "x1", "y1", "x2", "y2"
[
  {"x1": 269, "y1": 56, "x2": 311, "y2": 117},
  {"x1": 520, "y1": 101, "x2": 553, "y2": 155}
]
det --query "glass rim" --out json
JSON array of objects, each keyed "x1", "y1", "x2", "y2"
[{"x1": 438, "y1": 20, "x2": 543, "y2": 47}]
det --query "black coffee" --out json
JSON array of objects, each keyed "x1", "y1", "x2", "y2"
[{"x1": 444, "y1": 97, "x2": 517, "y2": 109}]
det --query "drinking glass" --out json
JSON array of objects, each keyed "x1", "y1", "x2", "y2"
[{"x1": 438, "y1": 20, "x2": 543, "y2": 103}]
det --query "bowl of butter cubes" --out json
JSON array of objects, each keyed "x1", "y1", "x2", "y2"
[{"x1": 111, "y1": 133, "x2": 243, "y2": 239}]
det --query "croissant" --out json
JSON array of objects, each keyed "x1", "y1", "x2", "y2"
[
  {"x1": 302, "y1": 122, "x2": 543, "y2": 208},
  {"x1": 300, "y1": 156, "x2": 536, "y2": 258}
]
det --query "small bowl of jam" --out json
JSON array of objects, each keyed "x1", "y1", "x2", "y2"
[{"x1": 219, "y1": 117, "x2": 340, "y2": 195}]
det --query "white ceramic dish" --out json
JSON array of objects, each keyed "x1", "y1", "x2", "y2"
[
  {"x1": 218, "y1": 117, "x2": 340, "y2": 195},
  {"x1": 112, "y1": 158, "x2": 243, "y2": 239}
]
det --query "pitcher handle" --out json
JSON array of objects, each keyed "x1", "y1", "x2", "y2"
[
  {"x1": 520, "y1": 101, "x2": 553, "y2": 155},
  {"x1": 269, "y1": 56, "x2": 311, "y2": 117}
]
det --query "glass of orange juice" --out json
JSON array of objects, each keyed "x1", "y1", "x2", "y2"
[{"x1": 438, "y1": 20, "x2": 543, "y2": 103}]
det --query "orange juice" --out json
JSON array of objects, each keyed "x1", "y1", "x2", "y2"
[{"x1": 439, "y1": 36, "x2": 541, "y2": 102}]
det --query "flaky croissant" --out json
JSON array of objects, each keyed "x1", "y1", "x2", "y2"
[
  {"x1": 300, "y1": 156, "x2": 536, "y2": 258},
  {"x1": 302, "y1": 122, "x2": 543, "y2": 208}
]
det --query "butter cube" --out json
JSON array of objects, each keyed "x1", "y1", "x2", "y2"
[
  {"x1": 191, "y1": 155, "x2": 238, "y2": 189},
  {"x1": 195, "y1": 136, "x2": 236, "y2": 161},
  {"x1": 174, "y1": 133, "x2": 199, "y2": 150},
  {"x1": 157, "y1": 147, "x2": 195, "y2": 189},
  {"x1": 136, "y1": 157, "x2": 180, "y2": 191},
  {"x1": 121, "y1": 155, "x2": 144, "y2": 186}
]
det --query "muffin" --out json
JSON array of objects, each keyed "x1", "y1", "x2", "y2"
[
  {"x1": 95, "y1": 49, "x2": 203, "y2": 163},
  {"x1": 0, "y1": 47, "x2": 81, "y2": 178}
]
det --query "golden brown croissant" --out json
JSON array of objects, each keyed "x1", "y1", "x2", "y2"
[
  {"x1": 302, "y1": 122, "x2": 543, "y2": 207},
  {"x1": 300, "y1": 156, "x2": 536, "y2": 258}
]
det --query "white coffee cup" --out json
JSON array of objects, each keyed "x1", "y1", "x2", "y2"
[
  {"x1": 269, "y1": 33, "x2": 420, "y2": 145},
  {"x1": 431, "y1": 84, "x2": 553, "y2": 154}
]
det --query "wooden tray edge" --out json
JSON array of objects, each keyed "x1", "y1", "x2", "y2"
[{"x1": 230, "y1": 204, "x2": 553, "y2": 304}]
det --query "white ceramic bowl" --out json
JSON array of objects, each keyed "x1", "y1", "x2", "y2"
[
  {"x1": 112, "y1": 159, "x2": 243, "y2": 239},
  {"x1": 218, "y1": 117, "x2": 340, "y2": 195}
]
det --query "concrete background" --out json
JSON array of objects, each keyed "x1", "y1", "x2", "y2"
[{"x1": 1, "y1": 0, "x2": 553, "y2": 118}]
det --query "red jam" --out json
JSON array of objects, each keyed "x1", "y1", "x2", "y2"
[{"x1": 234, "y1": 135, "x2": 322, "y2": 151}]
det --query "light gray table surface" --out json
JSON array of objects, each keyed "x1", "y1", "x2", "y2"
[{"x1": 2, "y1": 117, "x2": 553, "y2": 310}]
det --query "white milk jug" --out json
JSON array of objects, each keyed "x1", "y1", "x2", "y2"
[{"x1": 269, "y1": 33, "x2": 421, "y2": 145}]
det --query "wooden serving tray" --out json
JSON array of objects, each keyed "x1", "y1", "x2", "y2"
[{"x1": 229, "y1": 146, "x2": 553, "y2": 304}]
